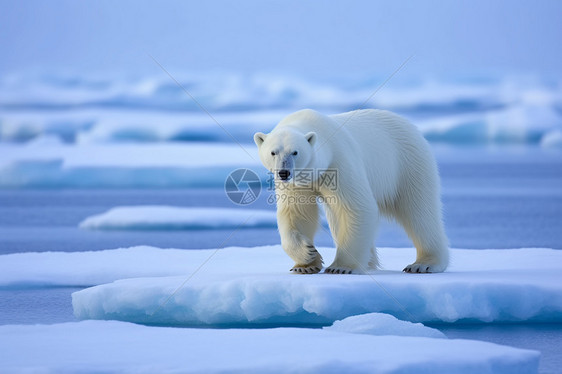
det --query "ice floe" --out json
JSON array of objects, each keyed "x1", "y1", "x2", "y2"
[
  {"x1": 1, "y1": 245, "x2": 559, "y2": 325},
  {"x1": 2, "y1": 72, "x2": 562, "y2": 149},
  {"x1": 80, "y1": 206, "x2": 277, "y2": 230},
  {"x1": 0, "y1": 320, "x2": 540, "y2": 374},
  {"x1": 68, "y1": 246, "x2": 562, "y2": 326},
  {"x1": 0, "y1": 142, "x2": 262, "y2": 188},
  {"x1": 324, "y1": 312, "x2": 446, "y2": 339}
]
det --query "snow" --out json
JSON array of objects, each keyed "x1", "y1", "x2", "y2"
[
  {"x1": 1, "y1": 246, "x2": 560, "y2": 325},
  {"x1": 80, "y1": 206, "x2": 277, "y2": 230},
  {"x1": 0, "y1": 320, "x2": 538, "y2": 374},
  {"x1": 324, "y1": 313, "x2": 446, "y2": 339}
]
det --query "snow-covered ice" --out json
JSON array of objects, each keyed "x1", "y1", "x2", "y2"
[
  {"x1": 0, "y1": 246, "x2": 549, "y2": 373},
  {"x1": 0, "y1": 320, "x2": 539, "y2": 374},
  {"x1": 80, "y1": 206, "x2": 277, "y2": 230},
  {"x1": 68, "y1": 246, "x2": 562, "y2": 326},
  {"x1": 0, "y1": 246, "x2": 210, "y2": 288},
  {"x1": 1, "y1": 246, "x2": 559, "y2": 325},
  {"x1": 324, "y1": 312, "x2": 446, "y2": 339}
]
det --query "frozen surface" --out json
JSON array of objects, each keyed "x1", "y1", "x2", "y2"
[
  {"x1": 80, "y1": 206, "x2": 277, "y2": 230},
  {"x1": 0, "y1": 320, "x2": 539, "y2": 374},
  {"x1": 1, "y1": 246, "x2": 559, "y2": 324},
  {"x1": 325, "y1": 312, "x2": 446, "y2": 339},
  {"x1": 0, "y1": 246, "x2": 206, "y2": 288},
  {"x1": 69, "y1": 246, "x2": 562, "y2": 325}
]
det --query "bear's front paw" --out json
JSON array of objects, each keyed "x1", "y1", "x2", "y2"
[
  {"x1": 290, "y1": 249, "x2": 323, "y2": 274},
  {"x1": 290, "y1": 265, "x2": 322, "y2": 274},
  {"x1": 324, "y1": 266, "x2": 354, "y2": 274},
  {"x1": 403, "y1": 263, "x2": 443, "y2": 273}
]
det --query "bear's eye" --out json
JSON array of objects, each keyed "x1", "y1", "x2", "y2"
[
  {"x1": 292, "y1": 151, "x2": 298, "y2": 156},
  {"x1": 271, "y1": 151, "x2": 276, "y2": 156}
]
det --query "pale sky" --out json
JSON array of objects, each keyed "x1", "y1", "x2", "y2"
[{"x1": 1, "y1": 0, "x2": 561, "y2": 78}]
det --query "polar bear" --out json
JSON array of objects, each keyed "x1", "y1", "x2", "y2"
[{"x1": 254, "y1": 109, "x2": 449, "y2": 274}]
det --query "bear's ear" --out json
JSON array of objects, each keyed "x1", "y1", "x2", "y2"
[
  {"x1": 305, "y1": 132, "x2": 317, "y2": 147},
  {"x1": 253, "y1": 132, "x2": 267, "y2": 147}
]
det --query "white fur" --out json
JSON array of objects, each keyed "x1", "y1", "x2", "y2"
[{"x1": 254, "y1": 109, "x2": 449, "y2": 274}]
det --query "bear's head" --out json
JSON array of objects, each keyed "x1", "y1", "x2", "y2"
[{"x1": 254, "y1": 128, "x2": 317, "y2": 183}]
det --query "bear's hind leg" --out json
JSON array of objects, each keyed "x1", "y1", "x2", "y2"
[
  {"x1": 395, "y1": 192, "x2": 449, "y2": 273},
  {"x1": 323, "y1": 194, "x2": 379, "y2": 274}
]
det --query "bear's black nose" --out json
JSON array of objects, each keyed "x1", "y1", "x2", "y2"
[{"x1": 278, "y1": 169, "x2": 291, "y2": 181}]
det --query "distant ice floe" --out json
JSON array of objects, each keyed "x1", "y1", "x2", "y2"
[
  {"x1": 0, "y1": 142, "x2": 263, "y2": 188},
  {"x1": 80, "y1": 206, "x2": 277, "y2": 230},
  {"x1": 0, "y1": 319, "x2": 539, "y2": 374},
  {"x1": 1, "y1": 142, "x2": 561, "y2": 189},
  {"x1": 1, "y1": 72, "x2": 562, "y2": 148},
  {"x1": 541, "y1": 129, "x2": 562, "y2": 148},
  {"x1": 419, "y1": 103, "x2": 562, "y2": 146}
]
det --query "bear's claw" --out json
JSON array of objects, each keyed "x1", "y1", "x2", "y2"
[
  {"x1": 403, "y1": 263, "x2": 433, "y2": 273},
  {"x1": 324, "y1": 267, "x2": 353, "y2": 274},
  {"x1": 290, "y1": 266, "x2": 322, "y2": 274}
]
